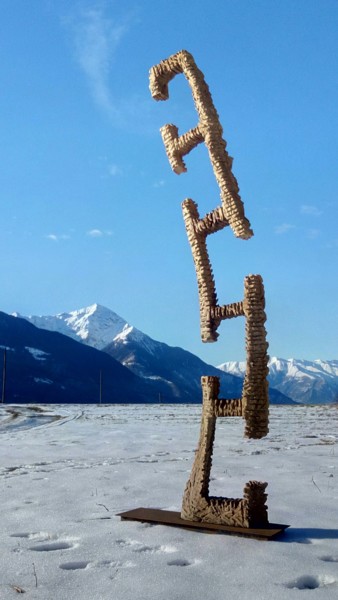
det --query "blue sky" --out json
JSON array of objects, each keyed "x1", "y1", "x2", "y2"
[{"x1": 1, "y1": 0, "x2": 337, "y2": 365}]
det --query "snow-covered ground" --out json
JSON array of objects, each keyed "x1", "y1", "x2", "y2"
[{"x1": 1, "y1": 404, "x2": 337, "y2": 599}]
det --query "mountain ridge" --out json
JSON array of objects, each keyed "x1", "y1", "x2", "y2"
[
  {"x1": 218, "y1": 357, "x2": 338, "y2": 404},
  {"x1": 13, "y1": 302, "x2": 338, "y2": 404},
  {"x1": 0, "y1": 311, "x2": 154, "y2": 404},
  {"x1": 13, "y1": 304, "x2": 296, "y2": 404}
]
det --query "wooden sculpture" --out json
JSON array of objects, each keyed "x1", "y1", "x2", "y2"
[{"x1": 150, "y1": 50, "x2": 269, "y2": 528}]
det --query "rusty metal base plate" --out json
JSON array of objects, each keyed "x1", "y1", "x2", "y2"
[{"x1": 117, "y1": 507, "x2": 289, "y2": 540}]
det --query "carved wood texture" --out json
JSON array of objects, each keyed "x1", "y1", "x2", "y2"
[{"x1": 150, "y1": 50, "x2": 269, "y2": 527}]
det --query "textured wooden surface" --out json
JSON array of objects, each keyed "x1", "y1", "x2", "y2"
[{"x1": 117, "y1": 508, "x2": 289, "y2": 540}]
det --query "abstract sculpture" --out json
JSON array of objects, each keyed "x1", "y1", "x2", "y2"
[{"x1": 149, "y1": 50, "x2": 269, "y2": 528}]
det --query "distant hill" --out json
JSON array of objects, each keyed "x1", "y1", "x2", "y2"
[{"x1": 16, "y1": 304, "x2": 294, "y2": 404}]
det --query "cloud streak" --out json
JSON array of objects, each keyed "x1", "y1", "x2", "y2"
[
  {"x1": 65, "y1": 4, "x2": 155, "y2": 134},
  {"x1": 306, "y1": 228, "x2": 320, "y2": 240},
  {"x1": 45, "y1": 234, "x2": 70, "y2": 242},
  {"x1": 70, "y1": 4, "x2": 130, "y2": 123},
  {"x1": 153, "y1": 179, "x2": 165, "y2": 188},
  {"x1": 87, "y1": 229, "x2": 113, "y2": 237},
  {"x1": 274, "y1": 223, "x2": 296, "y2": 235},
  {"x1": 108, "y1": 163, "x2": 122, "y2": 176},
  {"x1": 300, "y1": 204, "x2": 322, "y2": 217}
]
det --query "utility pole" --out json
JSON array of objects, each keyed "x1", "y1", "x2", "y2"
[{"x1": 2, "y1": 348, "x2": 6, "y2": 404}]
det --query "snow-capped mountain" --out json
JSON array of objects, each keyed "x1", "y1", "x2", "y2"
[
  {"x1": 8, "y1": 302, "x2": 338, "y2": 404},
  {"x1": 218, "y1": 357, "x2": 338, "y2": 404},
  {"x1": 19, "y1": 303, "x2": 160, "y2": 361},
  {"x1": 15, "y1": 304, "x2": 292, "y2": 404},
  {"x1": 16, "y1": 304, "x2": 129, "y2": 350},
  {"x1": 104, "y1": 326, "x2": 245, "y2": 402},
  {"x1": 0, "y1": 311, "x2": 155, "y2": 404}
]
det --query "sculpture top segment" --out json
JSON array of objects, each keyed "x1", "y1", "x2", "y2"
[{"x1": 149, "y1": 50, "x2": 253, "y2": 240}]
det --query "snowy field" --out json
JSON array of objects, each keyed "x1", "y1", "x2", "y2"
[{"x1": 1, "y1": 403, "x2": 337, "y2": 599}]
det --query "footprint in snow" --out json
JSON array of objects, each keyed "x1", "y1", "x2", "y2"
[
  {"x1": 167, "y1": 558, "x2": 197, "y2": 567},
  {"x1": 168, "y1": 558, "x2": 202, "y2": 567},
  {"x1": 60, "y1": 561, "x2": 89, "y2": 571},
  {"x1": 59, "y1": 560, "x2": 136, "y2": 572},
  {"x1": 284, "y1": 575, "x2": 336, "y2": 590},
  {"x1": 30, "y1": 541, "x2": 78, "y2": 552}
]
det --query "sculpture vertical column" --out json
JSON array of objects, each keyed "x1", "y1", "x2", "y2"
[{"x1": 150, "y1": 50, "x2": 270, "y2": 528}]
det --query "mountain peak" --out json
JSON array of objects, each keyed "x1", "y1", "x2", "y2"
[
  {"x1": 70, "y1": 303, "x2": 106, "y2": 316},
  {"x1": 20, "y1": 304, "x2": 129, "y2": 350}
]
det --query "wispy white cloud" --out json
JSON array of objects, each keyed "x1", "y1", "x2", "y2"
[
  {"x1": 153, "y1": 179, "x2": 165, "y2": 188},
  {"x1": 108, "y1": 163, "x2": 122, "y2": 176},
  {"x1": 45, "y1": 234, "x2": 70, "y2": 241},
  {"x1": 87, "y1": 229, "x2": 113, "y2": 237},
  {"x1": 326, "y1": 239, "x2": 338, "y2": 249},
  {"x1": 306, "y1": 228, "x2": 321, "y2": 240},
  {"x1": 69, "y1": 4, "x2": 131, "y2": 123},
  {"x1": 64, "y1": 5, "x2": 156, "y2": 133},
  {"x1": 274, "y1": 223, "x2": 296, "y2": 235},
  {"x1": 87, "y1": 229, "x2": 103, "y2": 237},
  {"x1": 300, "y1": 204, "x2": 322, "y2": 217}
]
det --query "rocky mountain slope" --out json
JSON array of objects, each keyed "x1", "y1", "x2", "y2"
[
  {"x1": 103, "y1": 323, "x2": 292, "y2": 404},
  {"x1": 0, "y1": 312, "x2": 157, "y2": 404}
]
